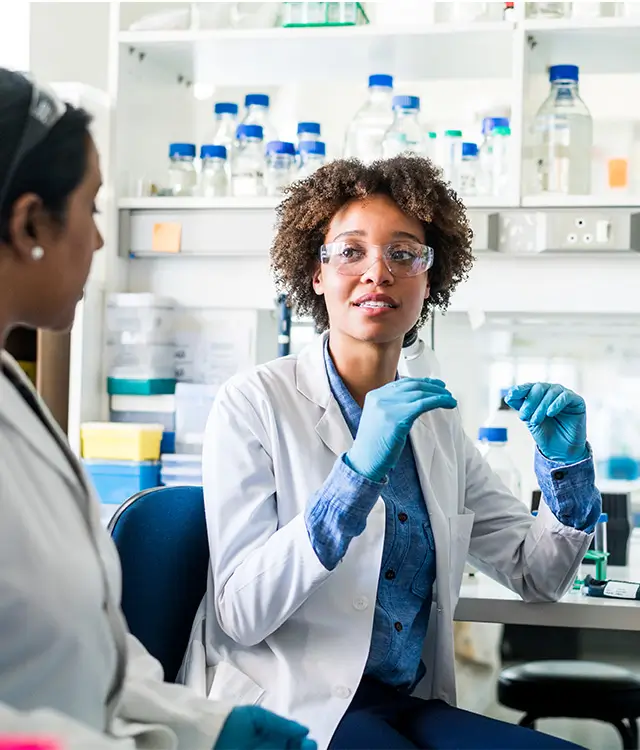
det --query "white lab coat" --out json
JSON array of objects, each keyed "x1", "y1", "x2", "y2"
[
  {"x1": 0, "y1": 351, "x2": 231, "y2": 749},
  {"x1": 180, "y1": 334, "x2": 592, "y2": 750}
]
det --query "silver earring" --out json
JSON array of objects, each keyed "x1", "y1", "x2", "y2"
[{"x1": 31, "y1": 246, "x2": 44, "y2": 261}]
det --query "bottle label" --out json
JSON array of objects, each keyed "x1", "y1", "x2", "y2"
[{"x1": 603, "y1": 581, "x2": 639, "y2": 599}]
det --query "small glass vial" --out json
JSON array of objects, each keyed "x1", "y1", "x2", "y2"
[
  {"x1": 199, "y1": 144, "x2": 228, "y2": 198},
  {"x1": 297, "y1": 122, "x2": 321, "y2": 144},
  {"x1": 265, "y1": 140, "x2": 296, "y2": 196},
  {"x1": 168, "y1": 142, "x2": 197, "y2": 196},
  {"x1": 526, "y1": 2, "x2": 571, "y2": 18},
  {"x1": 425, "y1": 131, "x2": 437, "y2": 165},
  {"x1": 442, "y1": 129, "x2": 463, "y2": 191},
  {"x1": 298, "y1": 140, "x2": 327, "y2": 179},
  {"x1": 232, "y1": 124, "x2": 266, "y2": 197},
  {"x1": 459, "y1": 142, "x2": 479, "y2": 196}
]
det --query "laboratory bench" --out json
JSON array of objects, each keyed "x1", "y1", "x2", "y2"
[{"x1": 455, "y1": 532, "x2": 640, "y2": 631}]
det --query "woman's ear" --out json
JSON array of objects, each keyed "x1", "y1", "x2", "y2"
[
  {"x1": 424, "y1": 276, "x2": 431, "y2": 301},
  {"x1": 312, "y1": 262, "x2": 324, "y2": 296},
  {"x1": 8, "y1": 194, "x2": 44, "y2": 263}
]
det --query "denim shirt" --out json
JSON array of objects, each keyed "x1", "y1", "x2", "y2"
[{"x1": 304, "y1": 343, "x2": 602, "y2": 689}]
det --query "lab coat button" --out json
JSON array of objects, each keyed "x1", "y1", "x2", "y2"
[
  {"x1": 333, "y1": 685, "x2": 352, "y2": 699},
  {"x1": 353, "y1": 596, "x2": 369, "y2": 611},
  {"x1": 398, "y1": 512, "x2": 408, "y2": 523}
]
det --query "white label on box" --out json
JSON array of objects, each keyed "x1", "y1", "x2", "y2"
[{"x1": 603, "y1": 581, "x2": 640, "y2": 599}]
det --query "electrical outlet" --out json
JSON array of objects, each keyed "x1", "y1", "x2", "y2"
[{"x1": 535, "y1": 211, "x2": 631, "y2": 252}]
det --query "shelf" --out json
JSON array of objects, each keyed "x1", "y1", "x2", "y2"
[
  {"x1": 522, "y1": 195, "x2": 640, "y2": 209},
  {"x1": 118, "y1": 196, "x2": 280, "y2": 211},
  {"x1": 118, "y1": 22, "x2": 514, "y2": 84},
  {"x1": 119, "y1": 196, "x2": 640, "y2": 212},
  {"x1": 524, "y1": 16, "x2": 640, "y2": 74}
]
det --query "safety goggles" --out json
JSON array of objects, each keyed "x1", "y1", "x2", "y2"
[
  {"x1": 0, "y1": 77, "x2": 66, "y2": 214},
  {"x1": 319, "y1": 240, "x2": 435, "y2": 278}
]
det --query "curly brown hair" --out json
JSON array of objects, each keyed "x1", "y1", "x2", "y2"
[{"x1": 270, "y1": 155, "x2": 474, "y2": 339}]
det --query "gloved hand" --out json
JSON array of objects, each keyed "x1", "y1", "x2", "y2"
[
  {"x1": 214, "y1": 706, "x2": 317, "y2": 750},
  {"x1": 505, "y1": 382, "x2": 589, "y2": 465},
  {"x1": 346, "y1": 378, "x2": 457, "y2": 482}
]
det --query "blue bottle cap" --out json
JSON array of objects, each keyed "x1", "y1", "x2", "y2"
[
  {"x1": 169, "y1": 143, "x2": 196, "y2": 158},
  {"x1": 266, "y1": 140, "x2": 296, "y2": 156},
  {"x1": 598, "y1": 513, "x2": 608, "y2": 524},
  {"x1": 299, "y1": 140, "x2": 326, "y2": 156},
  {"x1": 462, "y1": 142, "x2": 479, "y2": 157},
  {"x1": 482, "y1": 116, "x2": 510, "y2": 135},
  {"x1": 392, "y1": 95, "x2": 420, "y2": 111},
  {"x1": 214, "y1": 102, "x2": 238, "y2": 116},
  {"x1": 200, "y1": 144, "x2": 227, "y2": 160},
  {"x1": 369, "y1": 74, "x2": 394, "y2": 89},
  {"x1": 549, "y1": 64, "x2": 579, "y2": 82},
  {"x1": 297, "y1": 121, "x2": 321, "y2": 136},
  {"x1": 245, "y1": 93, "x2": 270, "y2": 108},
  {"x1": 478, "y1": 426, "x2": 508, "y2": 442},
  {"x1": 236, "y1": 124, "x2": 264, "y2": 140}
]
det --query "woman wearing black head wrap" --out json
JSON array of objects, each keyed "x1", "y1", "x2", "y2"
[{"x1": 0, "y1": 68, "x2": 315, "y2": 750}]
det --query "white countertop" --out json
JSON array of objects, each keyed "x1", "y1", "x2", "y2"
[{"x1": 454, "y1": 533, "x2": 640, "y2": 631}]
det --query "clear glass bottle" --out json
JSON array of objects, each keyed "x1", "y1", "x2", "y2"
[
  {"x1": 241, "y1": 93, "x2": 277, "y2": 145},
  {"x1": 442, "y1": 129, "x2": 463, "y2": 191},
  {"x1": 298, "y1": 140, "x2": 326, "y2": 178},
  {"x1": 168, "y1": 142, "x2": 197, "y2": 196},
  {"x1": 232, "y1": 124, "x2": 265, "y2": 197},
  {"x1": 526, "y1": 2, "x2": 571, "y2": 18},
  {"x1": 479, "y1": 117, "x2": 510, "y2": 196},
  {"x1": 491, "y1": 125, "x2": 511, "y2": 197},
  {"x1": 210, "y1": 102, "x2": 239, "y2": 153},
  {"x1": 199, "y1": 144, "x2": 228, "y2": 198},
  {"x1": 344, "y1": 74, "x2": 394, "y2": 163},
  {"x1": 459, "y1": 142, "x2": 479, "y2": 196},
  {"x1": 265, "y1": 140, "x2": 296, "y2": 196},
  {"x1": 425, "y1": 131, "x2": 437, "y2": 165},
  {"x1": 382, "y1": 96, "x2": 424, "y2": 159},
  {"x1": 533, "y1": 64, "x2": 593, "y2": 195},
  {"x1": 478, "y1": 427, "x2": 522, "y2": 500},
  {"x1": 297, "y1": 122, "x2": 321, "y2": 144}
]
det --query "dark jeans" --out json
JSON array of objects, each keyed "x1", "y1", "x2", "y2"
[{"x1": 328, "y1": 678, "x2": 583, "y2": 750}]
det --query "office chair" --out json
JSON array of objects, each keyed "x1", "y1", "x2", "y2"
[{"x1": 108, "y1": 485, "x2": 209, "y2": 683}]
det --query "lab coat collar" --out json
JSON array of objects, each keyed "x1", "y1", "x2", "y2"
[
  {"x1": 0, "y1": 350, "x2": 86, "y2": 498},
  {"x1": 295, "y1": 333, "x2": 436, "y2": 480}
]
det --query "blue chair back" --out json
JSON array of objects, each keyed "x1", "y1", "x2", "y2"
[{"x1": 108, "y1": 485, "x2": 209, "y2": 683}]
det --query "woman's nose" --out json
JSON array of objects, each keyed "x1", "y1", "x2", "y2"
[{"x1": 361, "y1": 256, "x2": 394, "y2": 285}]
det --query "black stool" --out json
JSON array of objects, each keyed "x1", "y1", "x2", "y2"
[{"x1": 498, "y1": 661, "x2": 640, "y2": 749}]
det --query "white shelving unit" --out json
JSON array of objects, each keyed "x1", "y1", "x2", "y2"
[{"x1": 47, "y1": 2, "x2": 640, "y2": 436}]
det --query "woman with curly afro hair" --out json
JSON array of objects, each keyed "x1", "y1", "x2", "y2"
[{"x1": 188, "y1": 156, "x2": 598, "y2": 750}]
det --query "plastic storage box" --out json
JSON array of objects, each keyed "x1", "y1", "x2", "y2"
[
  {"x1": 161, "y1": 453, "x2": 203, "y2": 487},
  {"x1": 84, "y1": 459, "x2": 161, "y2": 525},
  {"x1": 282, "y1": 2, "x2": 368, "y2": 26},
  {"x1": 81, "y1": 422, "x2": 164, "y2": 461},
  {"x1": 110, "y1": 393, "x2": 176, "y2": 431},
  {"x1": 107, "y1": 377, "x2": 176, "y2": 396},
  {"x1": 106, "y1": 293, "x2": 175, "y2": 345}
]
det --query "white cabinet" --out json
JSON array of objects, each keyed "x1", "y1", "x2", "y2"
[{"x1": 29, "y1": 2, "x2": 640, "y2": 442}]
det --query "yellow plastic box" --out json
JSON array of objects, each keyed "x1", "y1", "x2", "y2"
[{"x1": 81, "y1": 422, "x2": 164, "y2": 461}]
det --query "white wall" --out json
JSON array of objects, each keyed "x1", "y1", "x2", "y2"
[
  {"x1": 0, "y1": 1, "x2": 30, "y2": 70},
  {"x1": 29, "y1": 1, "x2": 110, "y2": 89}
]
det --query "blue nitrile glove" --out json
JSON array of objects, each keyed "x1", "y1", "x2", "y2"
[
  {"x1": 345, "y1": 378, "x2": 457, "y2": 482},
  {"x1": 215, "y1": 706, "x2": 317, "y2": 750},
  {"x1": 505, "y1": 382, "x2": 589, "y2": 465}
]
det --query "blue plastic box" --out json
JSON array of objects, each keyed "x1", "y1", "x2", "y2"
[{"x1": 83, "y1": 459, "x2": 161, "y2": 509}]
